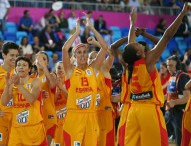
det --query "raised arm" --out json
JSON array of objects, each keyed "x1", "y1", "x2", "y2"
[
  {"x1": 128, "y1": 8, "x2": 137, "y2": 43},
  {"x1": 85, "y1": 14, "x2": 108, "y2": 71},
  {"x1": 1, "y1": 73, "x2": 13, "y2": 106},
  {"x1": 62, "y1": 19, "x2": 80, "y2": 79},
  {"x1": 110, "y1": 37, "x2": 128, "y2": 69},
  {"x1": 147, "y1": 3, "x2": 191, "y2": 67},
  {"x1": 36, "y1": 54, "x2": 56, "y2": 89}
]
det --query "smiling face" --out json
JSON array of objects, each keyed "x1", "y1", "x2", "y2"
[
  {"x1": 16, "y1": 60, "x2": 31, "y2": 78},
  {"x1": 74, "y1": 46, "x2": 89, "y2": 66},
  {"x1": 3, "y1": 49, "x2": 19, "y2": 68}
]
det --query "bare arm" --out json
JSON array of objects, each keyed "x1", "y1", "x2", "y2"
[
  {"x1": 147, "y1": 3, "x2": 191, "y2": 69},
  {"x1": 36, "y1": 54, "x2": 56, "y2": 89},
  {"x1": 85, "y1": 15, "x2": 108, "y2": 71},
  {"x1": 16, "y1": 78, "x2": 42, "y2": 104},
  {"x1": 128, "y1": 8, "x2": 137, "y2": 43},
  {"x1": 167, "y1": 90, "x2": 190, "y2": 107},
  {"x1": 110, "y1": 37, "x2": 128, "y2": 68},
  {"x1": 1, "y1": 73, "x2": 13, "y2": 105},
  {"x1": 3, "y1": 8, "x2": 10, "y2": 19},
  {"x1": 62, "y1": 19, "x2": 80, "y2": 79},
  {"x1": 185, "y1": 79, "x2": 191, "y2": 90}
]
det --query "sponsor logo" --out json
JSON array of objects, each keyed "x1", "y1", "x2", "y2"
[
  {"x1": 131, "y1": 91, "x2": 153, "y2": 100},
  {"x1": 26, "y1": 83, "x2": 31, "y2": 89},
  {"x1": 96, "y1": 93, "x2": 100, "y2": 106},
  {"x1": 17, "y1": 110, "x2": 29, "y2": 123},
  {"x1": 7, "y1": 99, "x2": 13, "y2": 107},
  {"x1": 56, "y1": 107, "x2": 67, "y2": 119},
  {"x1": 0, "y1": 133, "x2": 2, "y2": 141},
  {"x1": 54, "y1": 143, "x2": 60, "y2": 146},
  {"x1": 74, "y1": 141, "x2": 81, "y2": 146},
  {"x1": 48, "y1": 115, "x2": 54, "y2": 119},
  {"x1": 76, "y1": 95, "x2": 91, "y2": 109}
]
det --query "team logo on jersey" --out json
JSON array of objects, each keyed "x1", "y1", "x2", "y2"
[
  {"x1": 42, "y1": 76, "x2": 46, "y2": 82},
  {"x1": 76, "y1": 95, "x2": 91, "y2": 109},
  {"x1": 96, "y1": 93, "x2": 101, "y2": 106},
  {"x1": 86, "y1": 69, "x2": 92, "y2": 76},
  {"x1": 74, "y1": 141, "x2": 81, "y2": 146},
  {"x1": 17, "y1": 110, "x2": 29, "y2": 124},
  {"x1": 26, "y1": 83, "x2": 31, "y2": 89},
  {"x1": 54, "y1": 143, "x2": 60, "y2": 146},
  {"x1": 56, "y1": 107, "x2": 67, "y2": 119},
  {"x1": 6, "y1": 99, "x2": 13, "y2": 107},
  {"x1": 0, "y1": 133, "x2": 2, "y2": 141}
]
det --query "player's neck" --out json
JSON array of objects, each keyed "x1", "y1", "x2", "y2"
[{"x1": 2, "y1": 63, "x2": 13, "y2": 72}]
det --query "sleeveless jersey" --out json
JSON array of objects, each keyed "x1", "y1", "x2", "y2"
[
  {"x1": 121, "y1": 70, "x2": 131, "y2": 103},
  {"x1": 65, "y1": 67, "x2": 97, "y2": 111},
  {"x1": 39, "y1": 74, "x2": 57, "y2": 125},
  {"x1": 55, "y1": 92, "x2": 67, "y2": 122},
  {"x1": 0, "y1": 66, "x2": 14, "y2": 113},
  {"x1": 96, "y1": 71, "x2": 113, "y2": 111},
  {"x1": 12, "y1": 77, "x2": 43, "y2": 127},
  {"x1": 129, "y1": 58, "x2": 164, "y2": 106}
]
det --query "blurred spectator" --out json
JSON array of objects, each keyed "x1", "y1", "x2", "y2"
[
  {"x1": 34, "y1": 13, "x2": 51, "y2": 32},
  {"x1": 18, "y1": 10, "x2": 34, "y2": 34},
  {"x1": 104, "y1": 29, "x2": 113, "y2": 45},
  {"x1": 0, "y1": 39, "x2": 4, "y2": 60},
  {"x1": 94, "y1": 15, "x2": 108, "y2": 35},
  {"x1": 68, "y1": 11, "x2": 77, "y2": 31},
  {"x1": 48, "y1": 9, "x2": 60, "y2": 31},
  {"x1": 150, "y1": 0, "x2": 161, "y2": 6},
  {"x1": 128, "y1": 0, "x2": 140, "y2": 8},
  {"x1": 20, "y1": 36, "x2": 33, "y2": 58},
  {"x1": 182, "y1": 48, "x2": 191, "y2": 76},
  {"x1": 39, "y1": 26, "x2": 56, "y2": 51},
  {"x1": 0, "y1": 0, "x2": 11, "y2": 32},
  {"x1": 155, "y1": 18, "x2": 167, "y2": 36},
  {"x1": 49, "y1": 53, "x2": 59, "y2": 72},
  {"x1": 80, "y1": 28, "x2": 91, "y2": 43},
  {"x1": 58, "y1": 11, "x2": 69, "y2": 33},
  {"x1": 32, "y1": 36, "x2": 45, "y2": 53},
  {"x1": 175, "y1": 15, "x2": 190, "y2": 37},
  {"x1": 69, "y1": 28, "x2": 81, "y2": 47},
  {"x1": 55, "y1": 31, "x2": 67, "y2": 51}
]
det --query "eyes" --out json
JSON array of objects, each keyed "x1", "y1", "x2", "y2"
[{"x1": 76, "y1": 50, "x2": 88, "y2": 55}]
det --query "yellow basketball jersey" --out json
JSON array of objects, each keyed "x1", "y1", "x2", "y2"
[
  {"x1": 12, "y1": 77, "x2": 43, "y2": 127},
  {"x1": 0, "y1": 66, "x2": 14, "y2": 113},
  {"x1": 96, "y1": 71, "x2": 113, "y2": 111},
  {"x1": 38, "y1": 74, "x2": 57, "y2": 125},
  {"x1": 129, "y1": 58, "x2": 164, "y2": 106},
  {"x1": 65, "y1": 67, "x2": 97, "y2": 111},
  {"x1": 121, "y1": 70, "x2": 131, "y2": 103},
  {"x1": 55, "y1": 92, "x2": 67, "y2": 124}
]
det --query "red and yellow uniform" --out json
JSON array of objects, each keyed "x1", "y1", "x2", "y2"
[
  {"x1": 181, "y1": 96, "x2": 191, "y2": 146},
  {"x1": 117, "y1": 70, "x2": 131, "y2": 146},
  {"x1": 125, "y1": 59, "x2": 168, "y2": 146},
  {"x1": 8, "y1": 77, "x2": 47, "y2": 146},
  {"x1": 96, "y1": 71, "x2": 114, "y2": 146},
  {"x1": 0, "y1": 66, "x2": 13, "y2": 145},
  {"x1": 39, "y1": 74, "x2": 57, "y2": 137},
  {"x1": 63, "y1": 67, "x2": 98, "y2": 146},
  {"x1": 53, "y1": 91, "x2": 67, "y2": 146}
]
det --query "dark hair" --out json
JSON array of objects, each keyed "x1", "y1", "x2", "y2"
[
  {"x1": 37, "y1": 51, "x2": 49, "y2": 62},
  {"x1": 167, "y1": 55, "x2": 181, "y2": 70},
  {"x1": 24, "y1": 10, "x2": 29, "y2": 15},
  {"x1": 2, "y1": 42, "x2": 19, "y2": 55},
  {"x1": 15, "y1": 56, "x2": 32, "y2": 69},
  {"x1": 122, "y1": 44, "x2": 141, "y2": 83},
  {"x1": 161, "y1": 62, "x2": 167, "y2": 68},
  {"x1": 138, "y1": 41, "x2": 149, "y2": 52},
  {"x1": 21, "y1": 36, "x2": 28, "y2": 46}
]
